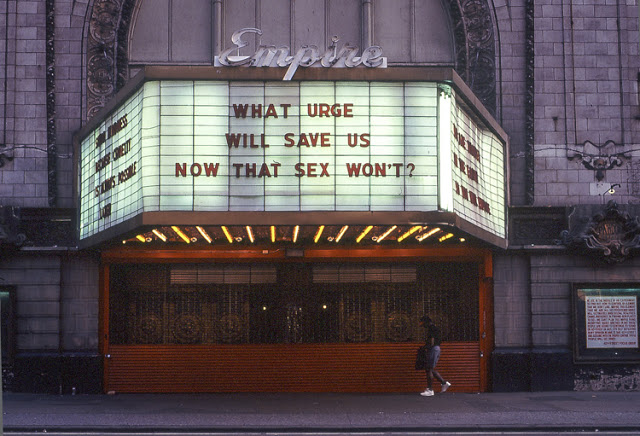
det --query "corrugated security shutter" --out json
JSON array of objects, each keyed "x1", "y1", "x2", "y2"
[{"x1": 105, "y1": 342, "x2": 480, "y2": 393}]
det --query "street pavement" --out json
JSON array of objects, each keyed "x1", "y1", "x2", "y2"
[{"x1": 4, "y1": 391, "x2": 640, "y2": 433}]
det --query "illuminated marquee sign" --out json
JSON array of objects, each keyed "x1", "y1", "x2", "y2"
[
  {"x1": 78, "y1": 80, "x2": 506, "y2": 242},
  {"x1": 79, "y1": 87, "x2": 144, "y2": 240},
  {"x1": 445, "y1": 94, "x2": 506, "y2": 238}
]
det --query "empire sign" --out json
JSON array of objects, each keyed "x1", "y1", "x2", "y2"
[{"x1": 215, "y1": 28, "x2": 386, "y2": 80}]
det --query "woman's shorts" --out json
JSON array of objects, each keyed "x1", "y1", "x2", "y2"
[{"x1": 426, "y1": 345, "x2": 441, "y2": 369}]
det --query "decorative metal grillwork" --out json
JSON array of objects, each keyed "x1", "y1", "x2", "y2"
[{"x1": 109, "y1": 263, "x2": 479, "y2": 345}]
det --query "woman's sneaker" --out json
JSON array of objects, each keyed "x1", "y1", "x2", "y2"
[
  {"x1": 420, "y1": 389, "x2": 435, "y2": 396},
  {"x1": 441, "y1": 381, "x2": 451, "y2": 392}
]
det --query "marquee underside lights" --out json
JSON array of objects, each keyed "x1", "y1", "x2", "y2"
[
  {"x1": 152, "y1": 228, "x2": 167, "y2": 241},
  {"x1": 77, "y1": 69, "x2": 507, "y2": 248},
  {"x1": 196, "y1": 226, "x2": 212, "y2": 243},
  {"x1": 246, "y1": 226, "x2": 255, "y2": 243},
  {"x1": 172, "y1": 226, "x2": 191, "y2": 243},
  {"x1": 120, "y1": 224, "x2": 468, "y2": 246},
  {"x1": 376, "y1": 225, "x2": 397, "y2": 243},
  {"x1": 356, "y1": 225, "x2": 373, "y2": 243},
  {"x1": 221, "y1": 226, "x2": 234, "y2": 243}
]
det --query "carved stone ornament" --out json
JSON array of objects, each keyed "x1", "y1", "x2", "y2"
[
  {"x1": 445, "y1": 0, "x2": 497, "y2": 115},
  {"x1": 567, "y1": 140, "x2": 629, "y2": 182},
  {"x1": 46, "y1": 0, "x2": 57, "y2": 206},
  {"x1": 87, "y1": 0, "x2": 135, "y2": 118},
  {"x1": 87, "y1": 0, "x2": 497, "y2": 118},
  {"x1": 524, "y1": 0, "x2": 534, "y2": 204},
  {"x1": 0, "y1": 147, "x2": 14, "y2": 168},
  {"x1": 559, "y1": 201, "x2": 640, "y2": 263}
]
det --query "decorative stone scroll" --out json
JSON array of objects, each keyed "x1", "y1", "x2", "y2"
[
  {"x1": 46, "y1": 0, "x2": 56, "y2": 207},
  {"x1": 459, "y1": 0, "x2": 496, "y2": 114},
  {"x1": 87, "y1": 0, "x2": 135, "y2": 118},
  {"x1": 559, "y1": 201, "x2": 640, "y2": 263},
  {"x1": 524, "y1": 0, "x2": 534, "y2": 205}
]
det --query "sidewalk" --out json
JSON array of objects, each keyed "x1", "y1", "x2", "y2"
[{"x1": 4, "y1": 391, "x2": 640, "y2": 432}]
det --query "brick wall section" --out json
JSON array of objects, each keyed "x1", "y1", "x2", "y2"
[
  {"x1": 533, "y1": 1, "x2": 572, "y2": 206},
  {"x1": 54, "y1": 0, "x2": 91, "y2": 207},
  {"x1": 0, "y1": 1, "x2": 7, "y2": 179},
  {"x1": 493, "y1": 253, "x2": 531, "y2": 347},
  {"x1": 0, "y1": 0, "x2": 96, "y2": 353},
  {"x1": 533, "y1": 0, "x2": 640, "y2": 206},
  {"x1": 530, "y1": 254, "x2": 640, "y2": 348},
  {"x1": 493, "y1": 0, "x2": 528, "y2": 206},
  {"x1": 0, "y1": 0, "x2": 88, "y2": 207},
  {"x1": 1, "y1": 255, "x2": 62, "y2": 350},
  {"x1": 0, "y1": 252, "x2": 99, "y2": 352},
  {"x1": 1, "y1": 1, "x2": 18, "y2": 200},
  {"x1": 0, "y1": 1, "x2": 48, "y2": 207},
  {"x1": 497, "y1": 248, "x2": 640, "y2": 351},
  {"x1": 61, "y1": 254, "x2": 99, "y2": 350}
]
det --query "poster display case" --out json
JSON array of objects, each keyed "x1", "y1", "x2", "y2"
[{"x1": 573, "y1": 283, "x2": 640, "y2": 362}]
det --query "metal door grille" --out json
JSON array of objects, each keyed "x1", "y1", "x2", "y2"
[{"x1": 109, "y1": 262, "x2": 478, "y2": 345}]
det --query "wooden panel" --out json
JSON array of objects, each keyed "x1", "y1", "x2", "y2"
[{"x1": 105, "y1": 342, "x2": 480, "y2": 393}]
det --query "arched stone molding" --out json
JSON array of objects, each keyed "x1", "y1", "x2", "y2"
[
  {"x1": 445, "y1": 0, "x2": 497, "y2": 115},
  {"x1": 87, "y1": 0, "x2": 136, "y2": 119},
  {"x1": 86, "y1": 0, "x2": 497, "y2": 117}
]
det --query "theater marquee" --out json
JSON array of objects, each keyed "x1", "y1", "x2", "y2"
[{"x1": 77, "y1": 70, "x2": 507, "y2": 246}]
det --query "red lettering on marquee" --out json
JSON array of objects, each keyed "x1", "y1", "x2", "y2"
[
  {"x1": 232, "y1": 103, "x2": 291, "y2": 119},
  {"x1": 307, "y1": 103, "x2": 353, "y2": 117},
  {"x1": 294, "y1": 162, "x2": 330, "y2": 177},
  {"x1": 284, "y1": 133, "x2": 332, "y2": 147},
  {"x1": 454, "y1": 181, "x2": 491, "y2": 215}
]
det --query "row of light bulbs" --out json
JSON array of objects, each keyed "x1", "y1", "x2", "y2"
[{"x1": 130, "y1": 225, "x2": 461, "y2": 245}]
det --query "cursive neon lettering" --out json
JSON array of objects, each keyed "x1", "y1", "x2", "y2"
[{"x1": 217, "y1": 28, "x2": 386, "y2": 81}]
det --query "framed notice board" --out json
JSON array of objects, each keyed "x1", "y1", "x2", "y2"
[{"x1": 573, "y1": 283, "x2": 640, "y2": 363}]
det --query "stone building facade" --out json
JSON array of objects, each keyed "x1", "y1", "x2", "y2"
[{"x1": 0, "y1": 0, "x2": 639, "y2": 393}]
